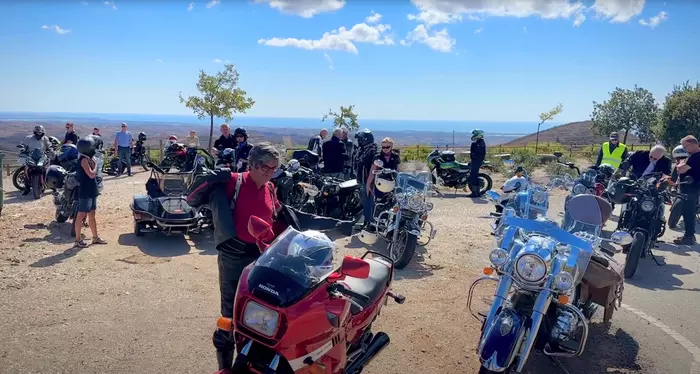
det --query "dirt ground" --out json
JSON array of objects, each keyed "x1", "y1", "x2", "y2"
[{"x1": 0, "y1": 169, "x2": 655, "y2": 374}]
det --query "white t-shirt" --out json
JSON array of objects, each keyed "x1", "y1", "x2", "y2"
[{"x1": 502, "y1": 176, "x2": 528, "y2": 193}]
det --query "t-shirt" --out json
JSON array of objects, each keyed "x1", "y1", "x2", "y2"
[
  {"x1": 225, "y1": 172, "x2": 281, "y2": 247},
  {"x1": 374, "y1": 151, "x2": 401, "y2": 171},
  {"x1": 64, "y1": 132, "x2": 79, "y2": 145},
  {"x1": 680, "y1": 152, "x2": 700, "y2": 192}
]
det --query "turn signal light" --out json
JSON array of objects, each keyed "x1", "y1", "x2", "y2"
[
  {"x1": 483, "y1": 267, "x2": 494, "y2": 275},
  {"x1": 557, "y1": 295, "x2": 570, "y2": 305},
  {"x1": 421, "y1": 214, "x2": 428, "y2": 220},
  {"x1": 216, "y1": 317, "x2": 233, "y2": 332}
]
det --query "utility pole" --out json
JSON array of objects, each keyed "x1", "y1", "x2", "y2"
[{"x1": 452, "y1": 130, "x2": 455, "y2": 150}]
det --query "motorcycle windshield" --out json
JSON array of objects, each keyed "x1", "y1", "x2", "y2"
[
  {"x1": 28, "y1": 149, "x2": 45, "y2": 165},
  {"x1": 396, "y1": 172, "x2": 430, "y2": 193},
  {"x1": 247, "y1": 228, "x2": 335, "y2": 307}
]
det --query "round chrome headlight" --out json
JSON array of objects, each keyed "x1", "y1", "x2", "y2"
[
  {"x1": 531, "y1": 191, "x2": 547, "y2": 204},
  {"x1": 408, "y1": 193, "x2": 425, "y2": 210},
  {"x1": 489, "y1": 248, "x2": 509, "y2": 267},
  {"x1": 572, "y1": 183, "x2": 587, "y2": 195},
  {"x1": 515, "y1": 254, "x2": 547, "y2": 283},
  {"x1": 641, "y1": 200, "x2": 655, "y2": 212},
  {"x1": 553, "y1": 272, "x2": 574, "y2": 291}
]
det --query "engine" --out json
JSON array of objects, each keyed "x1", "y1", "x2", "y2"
[
  {"x1": 436, "y1": 168, "x2": 468, "y2": 187},
  {"x1": 548, "y1": 308, "x2": 583, "y2": 352}
]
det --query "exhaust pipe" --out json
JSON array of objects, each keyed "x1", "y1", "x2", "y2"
[{"x1": 344, "y1": 332, "x2": 390, "y2": 374}]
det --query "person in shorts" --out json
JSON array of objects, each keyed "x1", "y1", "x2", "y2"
[{"x1": 74, "y1": 136, "x2": 108, "y2": 248}]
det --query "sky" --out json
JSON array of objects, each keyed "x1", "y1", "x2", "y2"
[{"x1": 0, "y1": 0, "x2": 697, "y2": 123}]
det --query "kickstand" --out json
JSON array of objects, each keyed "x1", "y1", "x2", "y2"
[
  {"x1": 649, "y1": 250, "x2": 665, "y2": 266},
  {"x1": 547, "y1": 355, "x2": 571, "y2": 374}
]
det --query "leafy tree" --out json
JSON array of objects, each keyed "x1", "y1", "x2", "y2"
[
  {"x1": 322, "y1": 105, "x2": 359, "y2": 131},
  {"x1": 179, "y1": 64, "x2": 255, "y2": 149},
  {"x1": 590, "y1": 85, "x2": 657, "y2": 144},
  {"x1": 654, "y1": 81, "x2": 700, "y2": 147},
  {"x1": 535, "y1": 103, "x2": 563, "y2": 153}
]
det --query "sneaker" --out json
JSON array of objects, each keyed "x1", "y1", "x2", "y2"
[
  {"x1": 21, "y1": 188, "x2": 31, "y2": 196},
  {"x1": 673, "y1": 236, "x2": 696, "y2": 245}
]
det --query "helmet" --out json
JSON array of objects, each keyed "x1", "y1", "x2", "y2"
[
  {"x1": 45, "y1": 165, "x2": 67, "y2": 189},
  {"x1": 597, "y1": 164, "x2": 615, "y2": 178},
  {"x1": 607, "y1": 177, "x2": 634, "y2": 205},
  {"x1": 77, "y1": 135, "x2": 98, "y2": 157},
  {"x1": 48, "y1": 136, "x2": 60, "y2": 147},
  {"x1": 138, "y1": 132, "x2": 147, "y2": 142},
  {"x1": 234, "y1": 127, "x2": 248, "y2": 140},
  {"x1": 358, "y1": 228, "x2": 378, "y2": 245},
  {"x1": 471, "y1": 129, "x2": 484, "y2": 139},
  {"x1": 355, "y1": 129, "x2": 374, "y2": 147},
  {"x1": 221, "y1": 148, "x2": 235, "y2": 164},
  {"x1": 58, "y1": 144, "x2": 79, "y2": 163},
  {"x1": 287, "y1": 159, "x2": 301, "y2": 172},
  {"x1": 374, "y1": 172, "x2": 396, "y2": 193},
  {"x1": 169, "y1": 135, "x2": 178, "y2": 141},
  {"x1": 672, "y1": 145, "x2": 688, "y2": 160},
  {"x1": 33, "y1": 125, "x2": 45, "y2": 137},
  {"x1": 286, "y1": 230, "x2": 334, "y2": 280}
]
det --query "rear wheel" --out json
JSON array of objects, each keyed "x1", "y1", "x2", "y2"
[
  {"x1": 623, "y1": 232, "x2": 646, "y2": 279},
  {"x1": 12, "y1": 168, "x2": 26, "y2": 191},
  {"x1": 478, "y1": 173, "x2": 493, "y2": 194}
]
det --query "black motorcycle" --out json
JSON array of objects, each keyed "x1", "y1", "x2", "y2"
[
  {"x1": 22, "y1": 148, "x2": 48, "y2": 199},
  {"x1": 426, "y1": 149, "x2": 493, "y2": 194},
  {"x1": 271, "y1": 160, "x2": 314, "y2": 210},
  {"x1": 609, "y1": 174, "x2": 690, "y2": 278},
  {"x1": 12, "y1": 143, "x2": 58, "y2": 192},
  {"x1": 103, "y1": 140, "x2": 151, "y2": 175},
  {"x1": 311, "y1": 174, "x2": 363, "y2": 221}
]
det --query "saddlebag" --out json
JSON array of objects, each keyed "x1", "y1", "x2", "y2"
[{"x1": 581, "y1": 256, "x2": 624, "y2": 323}]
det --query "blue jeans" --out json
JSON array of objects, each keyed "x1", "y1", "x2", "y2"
[
  {"x1": 117, "y1": 146, "x2": 131, "y2": 175},
  {"x1": 362, "y1": 183, "x2": 374, "y2": 224}
]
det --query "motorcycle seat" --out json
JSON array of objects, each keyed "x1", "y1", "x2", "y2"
[
  {"x1": 341, "y1": 258, "x2": 392, "y2": 314},
  {"x1": 339, "y1": 179, "x2": 359, "y2": 190},
  {"x1": 457, "y1": 162, "x2": 471, "y2": 170}
]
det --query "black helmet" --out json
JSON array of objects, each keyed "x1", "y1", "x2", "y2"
[
  {"x1": 138, "y1": 132, "x2": 147, "y2": 142},
  {"x1": 77, "y1": 135, "x2": 97, "y2": 157},
  {"x1": 234, "y1": 127, "x2": 248, "y2": 140},
  {"x1": 355, "y1": 128, "x2": 374, "y2": 147},
  {"x1": 33, "y1": 125, "x2": 45, "y2": 137},
  {"x1": 48, "y1": 136, "x2": 60, "y2": 147},
  {"x1": 45, "y1": 165, "x2": 67, "y2": 189},
  {"x1": 607, "y1": 177, "x2": 634, "y2": 205}
]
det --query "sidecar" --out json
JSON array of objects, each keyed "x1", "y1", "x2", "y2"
[{"x1": 130, "y1": 164, "x2": 201, "y2": 236}]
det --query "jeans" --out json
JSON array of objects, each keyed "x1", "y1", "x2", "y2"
[
  {"x1": 117, "y1": 146, "x2": 131, "y2": 175},
  {"x1": 682, "y1": 189, "x2": 699, "y2": 238},
  {"x1": 362, "y1": 183, "x2": 374, "y2": 224}
]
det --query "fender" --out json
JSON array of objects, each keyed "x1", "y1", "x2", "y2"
[{"x1": 478, "y1": 307, "x2": 526, "y2": 372}]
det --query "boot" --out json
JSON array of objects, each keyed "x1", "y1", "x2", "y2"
[{"x1": 466, "y1": 184, "x2": 479, "y2": 197}]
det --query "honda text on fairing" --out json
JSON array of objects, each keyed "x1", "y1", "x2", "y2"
[
  {"x1": 471, "y1": 193, "x2": 632, "y2": 373},
  {"x1": 217, "y1": 216, "x2": 405, "y2": 374},
  {"x1": 427, "y1": 149, "x2": 493, "y2": 194}
]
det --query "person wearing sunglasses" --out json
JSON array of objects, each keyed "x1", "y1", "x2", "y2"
[
  {"x1": 617, "y1": 144, "x2": 672, "y2": 180},
  {"x1": 63, "y1": 122, "x2": 79, "y2": 145}
]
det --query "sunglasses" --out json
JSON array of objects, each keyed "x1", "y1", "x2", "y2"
[
  {"x1": 650, "y1": 155, "x2": 660, "y2": 161},
  {"x1": 382, "y1": 145, "x2": 392, "y2": 150},
  {"x1": 258, "y1": 163, "x2": 278, "y2": 172},
  {"x1": 235, "y1": 135, "x2": 244, "y2": 138}
]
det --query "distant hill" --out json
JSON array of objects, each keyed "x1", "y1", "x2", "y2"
[{"x1": 502, "y1": 121, "x2": 649, "y2": 148}]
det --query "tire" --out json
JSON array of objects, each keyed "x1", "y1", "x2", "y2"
[
  {"x1": 12, "y1": 168, "x2": 26, "y2": 191},
  {"x1": 391, "y1": 231, "x2": 418, "y2": 269},
  {"x1": 31, "y1": 174, "x2": 42, "y2": 199},
  {"x1": 479, "y1": 366, "x2": 510, "y2": 374},
  {"x1": 55, "y1": 209, "x2": 69, "y2": 223},
  {"x1": 142, "y1": 154, "x2": 151, "y2": 171},
  {"x1": 624, "y1": 232, "x2": 646, "y2": 279},
  {"x1": 668, "y1": 198, "x2": 683, "y2": 228},
  {"x1": 135, "y1": 222, "x2": 145, "y2": 237},
  {"x1": 478, "y1": 173, "x2": 493, "y2": 194},
  {"x1": 159, "y1": 158, "x2": 172, "y2": 173}
]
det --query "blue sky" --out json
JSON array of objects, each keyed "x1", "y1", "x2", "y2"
[{"x1": 0, "y1": 0, "x2": 697, "y2": 123}]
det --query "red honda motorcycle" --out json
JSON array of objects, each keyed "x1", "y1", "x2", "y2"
[{"x1": 216, "y1": 216, "x2": 405, "y2": 374}]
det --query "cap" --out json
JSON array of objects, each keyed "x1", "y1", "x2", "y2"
[
  {"x1": 609, "y1": 132, "x2": 619, "y2": 140},
  {"x1": 515, "y1": 166, "x2": 526, "y2": 173}
]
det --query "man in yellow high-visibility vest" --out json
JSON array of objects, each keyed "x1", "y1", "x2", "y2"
[{"x1": 595, "y1": 131, "x2": 629, "y2": 169}]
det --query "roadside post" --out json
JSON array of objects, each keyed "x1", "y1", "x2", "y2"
[{"x1": 0, "y1": 152, "x2": 5, "y2": 216}]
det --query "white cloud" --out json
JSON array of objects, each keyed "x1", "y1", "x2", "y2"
[
  {"x1": 103, "y1": 0, "x2": 117, "y2": 10},
  {"x1": 258, "y1": 17, "x2": 394, "y2": 54},
  {"x1": 254, "y1": 0, "x2": 345, "y2": 18},
  {"x1": 474, "y1": 27, "x2": 483, "y2": 34},
  {"x1": 41, "y1": 25, "x2": 71, "y2": 35},
  {"x1": 81, "y1": 1, "x2": 88, "y2": 5},
  {"x1": 573, "y1": 12, "x2": 586, "y2": 26},
  {"x1": 155, "y1": 58, "x2": 163, "y2": 62},
  {"x1": 323, "y1": 53, "x2": 334, "y2": 70},
  {"x1": 592, "y1": 0, "x2": 645, "y2": 23},
  {"x1": 206, "y1": 0, "x2": 220, "y2": 9},
  {"x1": 365, "y1": 10, "x2": 382, "y2": 24},
  {"x1": 187, "y1": 2, "x2": 194, "y2": 11},
  {"x1": 639, "y1": 10, "x2": 668, "y2": 29},
  {"x1": 401, "y1": 24, "x2": 455, "y2": 53},
  {"x1": 214, "y1": 58, "x2": 224, "y2": 63}
]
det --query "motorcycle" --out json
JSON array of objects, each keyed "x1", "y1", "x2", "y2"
[
  {"x1": 271, "y1": 159, "x2": 316, "y2": 210},
  {"x1": 358, "y1": 160, "x2": 437, "y2": 269},
  {"x1": 471, "y1": 193, "x2": 633, "y2": 373},
  {"x1": 23, "y1": 148, "x2": 49, "y2": 199},
  {"x1": 608, "y1": 174, "x2": 692, "y2": 278},
  {"x1": 426, "y1": 149, "x2": 493, "y2": 194},
  {"x1": 216, "y1": 216, "x2": 405, "y2": 374},
  {"x1": 103, "y1": 139, "x2": 151, "y2": 175},
  {"x1": 311, "y1": 175, "x2": 363, "y2": 221}
]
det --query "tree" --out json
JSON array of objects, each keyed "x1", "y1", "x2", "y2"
[
  {"x1": 179, "y1": 64, "x2": 255, "y2": 149},
  {"x1": 654, "y1": 81, "x2": 700, "y2": 147},
  {"x1": 322, "y1": 105, "x2": 359, "y2": 131},
  {"x1": 590, "y1": 85, "x2": 657, "y2": 144},
  {"x1": 535, "y1": 103, "x2": 563, "y2": 153}
]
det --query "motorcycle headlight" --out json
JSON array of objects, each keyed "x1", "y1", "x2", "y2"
[
  {"x1": 531, "y1": 191, "x2": 547, "y2": 204},
  {"x1": 408, "y1": 193, "x2": 425, "y2": 211},
  {"x1": 572, "y1": 183, "x2": 587, "y2": 195},
  {"x1": 553, "y1": 272, "x2": 574, "y2": 291},
  {"x1": 242, "y1": 301, "x2": 279, "y2": 337},
  {"x1": 641, "y1": 200, "x2": 655, "y2": 212},
  {"x1": 515, "y1": 254, "x2": 547, "y2": 283},
  {"x1": 489, "y1": 248, "x2": 509, "y2": 267}
]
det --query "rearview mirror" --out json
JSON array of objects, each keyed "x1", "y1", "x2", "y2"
[
  {"x1": 374, "y1": 159, "x2": 384, "y2": 168},
  {"x1": 340, "y1": 255, "x2": 370, "y2": 279},
  {"x1": 553, "y1": 152, "x2": 563, "y2": 159},
  {"x1": 610, "y1": 230, "x2": 633, "y2": 246},
  {"x1": 485, "y1": 190, "x2": 501, "y2": 203}
]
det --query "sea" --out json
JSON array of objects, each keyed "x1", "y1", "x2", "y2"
[{"x1": 0, "y1": 111, "x2": 561, "y2": 135}]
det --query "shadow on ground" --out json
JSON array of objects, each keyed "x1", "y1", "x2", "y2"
[
  {"x1": 3, "y1": 190, "x2": 51, "y2": 205},
  {"x1": 345, "y1": 235, "x2": 442, "y2": 280},
  {"x1": 22, "y1": 222, "x2": 76, "y2": 245},
  {"x1": 523, "y1": 324, "x2": 643, "y2": 374},
  {"x1": 118, "y1": 232, "x2": 193, "y2": 257},
  {"x1": 625, "y1": 253, "x2": 699, "y2": 292}
]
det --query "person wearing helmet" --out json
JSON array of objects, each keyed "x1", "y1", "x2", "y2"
[
  {"x1": 213, "y1": 124, "x2": 237, "y2": 155},
  {"x1": 617, "y1": 144, "x2": 672, "y2": 180},
  {"x1": 21, "y1": 125, "x2": 52, "y2": 195},
  {"x1": 113, "y1": 122, "x2": 133, "y2": 177},
  {"x1": 74, "y1": 135, "x2": 108, "y2": 248},
  {"x1": 671, "y1": 144, "x2": 689, "y2": 183},
  {"x1": 673, "y1": 135, "x2": 700, "y2": 245},
  {"x1": 233, "y1": 127, "x2": 254, "y2": 172},
  {"x1": 468, "y1": 129, "x2": 487, "y2": 197},
  {"x1": 354, "y1": 128, "x2": 377, "y2": 188},
  {"x1": 595, "y1": 132, "x2": 628, "y2": 169}
]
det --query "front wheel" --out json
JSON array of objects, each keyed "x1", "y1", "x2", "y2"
[
  {"x1": 141, "y1": 154, "x2": 151, "y2": 171},
  {"x1": 624, "y1": 232, "x2": 646, "y2": 279},
  {"x1": 55, "y1": 208, "x2": 69, "y2": 223},
  {"x1": 12, "y1": 168, "x2": 26, "y2": 191},
  {"x1": 390, "y1": 230, "x2": 418, "y2": 269},
  {"x1": 31, "y1": 174, "x2": 42, "y2": 199},
  {"x1": 478, "y1": 173, "x2": 493, "y2": 194}
]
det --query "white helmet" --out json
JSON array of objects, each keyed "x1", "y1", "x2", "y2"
[
  {"x1": 672, "y1": 145, "x2": 689, "y2": 160},
  {"x1": 374, "y1": 175, "x2": 395, "y2": 193},
  {"x1": 358, "y1": 229, "x2": 378, "y2": 245}
]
